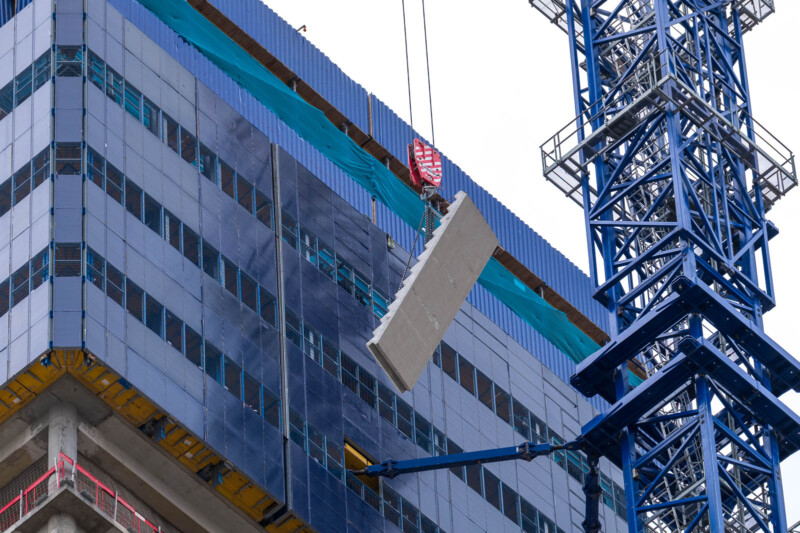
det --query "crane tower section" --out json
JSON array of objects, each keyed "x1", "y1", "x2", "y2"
[{"x1": 536, "y1": 0, "x2": 800, "y2": 531}]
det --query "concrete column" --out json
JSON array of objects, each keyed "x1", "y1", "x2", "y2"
[
  {"x1": 46, "y1": 403, "x2": 78, "y2": 467},
  {"x1": 36, "y1": 513, "x2": 82, "y2": 533}
]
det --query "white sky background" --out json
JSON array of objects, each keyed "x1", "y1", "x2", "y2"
[{"x1": 262, "y1": 0, "x2": 800, "y2": 523}]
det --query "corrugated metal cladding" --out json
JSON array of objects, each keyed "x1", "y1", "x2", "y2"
[
  {"x1": 112, "y1": 0, "x2": 609, "y2": 410},
  {"x1": 205, "y1": 0, "x2": 369, "y2": 134},
  {"x1": 370, "y1": 94, "x2": 606, "y2": 330},
  {"x1": 201, "y1": 0, "x2": 608, "y2": 331}
]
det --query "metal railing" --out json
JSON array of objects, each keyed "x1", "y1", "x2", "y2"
[{"x1": 0, "y1": 453, "x2": 165, "y2": 533}]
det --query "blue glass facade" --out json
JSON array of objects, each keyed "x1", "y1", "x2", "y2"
[{"x1": 0, "y1": 0, "x2": 629, "y2": 531}]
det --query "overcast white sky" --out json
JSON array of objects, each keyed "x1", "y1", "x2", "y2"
[{"x1": 263, "y1": 0, "x2": 800, "y2": 523}]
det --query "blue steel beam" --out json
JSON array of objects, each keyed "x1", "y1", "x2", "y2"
[{"x1": 536, "y1": 0, "x2": 798, "y2": 530}]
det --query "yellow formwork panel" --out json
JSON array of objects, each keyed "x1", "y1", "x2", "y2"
[{"x1": 0, "y1": 350, "x2": 294, "y2": 532}]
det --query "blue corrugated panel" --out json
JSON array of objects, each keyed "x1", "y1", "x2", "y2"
[
  {"x1": 0, "y1": 0, "x2": 13, "y2": 28},
  {"x1": 111, "y1": 0, "x2": 608, "y2": 410},
  {"x1": 205, "y1": 0, "x2": 370, "y2": 134}
]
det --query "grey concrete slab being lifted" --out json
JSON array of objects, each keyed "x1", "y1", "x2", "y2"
[{"x1": 368, "y1": 192, "x2": 499, "y2": 392}]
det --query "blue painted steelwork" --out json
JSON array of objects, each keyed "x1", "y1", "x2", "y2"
[{"x1": 536, "y1": 0, "x2": 800, "y2": 530}]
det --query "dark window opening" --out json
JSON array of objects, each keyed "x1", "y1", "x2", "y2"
[
  {"x1": 201, "y1": 242, "x2": 219, "y2": 280},
  {"x1": 163, "y1": 113, "x2": 179, "y2": 153},
  {"x1": 86, "y1": 248, "x2": 105, "y2": 292},
  {"x1": 281, "y1": 213, "x2": 297, "y2": 249},
  {"x1": 185, "y1": 326, "x2": 202, "y2": 369},
  {"x1": 258, "y1": 287, "x2": 276, "y2": 326},
  {"x1": 126, "y1": 281, "x2": 144, "y2": 321},
  {"x1": 125, "y1": 180, "x2": 142, "y2": 220},
  {"x1": 180, "y1": 128, "x2": 197, "y2": 167},
  {"x1": 55, "y1": 143, "x2": 81, "y2": 175},
  {"x1": 33, "y1": 52, "x2": 50, "y2": 90},
  {"x1": 12, "y1": 165, "x2": 30, "y2": 203},
  {"x1": 55, "y1": 243, "x2": 81, "y2": 277},
  {"x1": 14, "y1": 65, "x2": 32, "y2": 104},
  {"x1": 11, "y1": 263, "x2": 30, "y2": 305},
  {"x1": 31, "y1": 249, "x2": 49, "y2": 290},
  {"x1": 0, "y1": 180, "x2": 10, "y2": 216},
  {"x1": 440, "y1": 342, "x2": 458, "y2": 382},
  {"x1": 124, "y1": 83, "x2": 141, "y2": 120},
  {"x1": 0, "y1": 81, "x2": 13, "y2": 119},
  {"x1": 224, "y1": 356, "x2": 241, "y2": 398},
  {"x1": 164, "y1": 211, "x2": 181, "y2": 253},
  {"x1": 243, "y1": 373, "x2": 260, "y2": 413},
  {"x1": 204, "y1": 343, "x2": 222, "y2": 383},
  {"x1": 165, "y1": 310, "x2": 183, "y2": 352},
  {"x1": 344, "y1": 440, "x2": 379, "y2": 493},
  {"x1": 142, "y1": 97, "x2": 159, "y2": 137},
  {"x1": 32, "y1": 149, "x2": 49, "y2": 188},
  {"x1": 459, "y1": 357, "x2": 476, "y2": 395},
  {"x1": 145, "y1": 295, "x2": 163, "y2": 337},
  {"x1": 466, "y1": 464, "x2": 482, "y2": 496},
  {"x1": 254, "y1": 190, "x2": 272, "y2": 229},
  {"x1": 220, "y1": 161, "x2": 235, "y2": 200},
  {"x1": 56, "y1": 46, "x2": 83, "y2": 77},
  {"x1": 236, "y1": 175, "x2": 253, "y2": 213},
  {"x1": 106, "y1": 264, "x2": 124, "y2": 306},
  {"x1": 199, "y1": 144, "x2": 216, "y2": 182},
  {"x1": 105, "y1": 66, "x2": 123, "y2": 105},
  {"x1": 105, "y1": 163, "x2": 124, "y2": 203},
  {"x1": 143, "y1": 194, "x2": 162, "y2": 235},
  {"x1": 222, "y1": 258, "x2": 238, "y2": 297},
  {"x1": 182, "y1": 226, "x2": 200, "y2": 267},
  {"x1": 263, "y1": 388, "x2": 280, "y2": 428},
  {"x1": 240, "y1": 272, "x2": 258, "y2": 313},
  {"x1": 88, "y1": 51, "x2": 104, "y2": 90}
]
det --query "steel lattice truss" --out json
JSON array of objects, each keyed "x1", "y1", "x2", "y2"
[{"x1": 536, "y1": 0, "x2": 800, "y2": 531}]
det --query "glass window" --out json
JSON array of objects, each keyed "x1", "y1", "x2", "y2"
[
  {"x1": 12, "y1": 165, "x2": 30, "y2": 204},
  {"x1": 447, "y1": 439, "x2": 465, "y2": 480},
  {"x1": 240, "y1": 271, "x2": 258, "y2": 313},
  {"x1": 531, "y1": 414, "x2": 548, "y2": 444},
  {"x1": 298, "y1": 228, "x2": 316, "y2": 265},
  {"x1": 87, "y1": 147, "x2": 105, "y2": 189},
  {"x1": 476, "y1": 370, "x2": 494, "y2": 412},
  {"x1": 382, "y1": 486, "x2": 401, "y2": 528},
  {"x1": 56, "y1": 46, "x2": 82, "y2": 77},
  {"x1": 281, "y1": 213, "x2": 297, "y2": 249},
  {"x1": 254, "y1": 190, "x2": 272, "y2": 229},
  {"x1": 353, "y1": 271, "x2": 371, "y2": 308},
  {"x1": 33, "y1": 52, "x2": 50, "y2": 90},
  {"x1": 433, "y1": 428, "x2": 446, "y2": 456},
  {"x1": 32, "y1": 149, "x2": 49, "y2": 189},
  {"x1": 88, "y1": 51, "x2": 105, "y2": 90},
  {"x1": 105, "y1": 66, "x2": 123, "y2": 105},
  {"x1": 31, "y1": 249, "x2": 49, "y2": 291},
  {"x1": 243, "y1": 372, "x2": 260, "y2": 413},
  {"x1": 219, "y1": 160, "x2": 235, "y2": 200},
  {"x1": 258, "y1": 287, "x2": 276, "y2": 326},
  {"x1": 199, "y1": 144, "x2": 216, "y2": 183},
  {"x1": 86, "y1": 248, "x2": 105, "y2": 292},
  {"x1": 125, "y1": 82, "x2": 142, "y2": 120},
  {"x1": 14, "y1": 64, "x2": 32, "y2": 104},
  {"x1": 466, "y1": 464, "x2": 482, "y2": 495},
  {"x1": 289, "y1": 409, "x2": 305, "y2": 447},
  {"x1": 143, "y1": 194, "x2": 162, "y2": 235},
  {"x1": 236, "y1": 174, "x2": 253, "y2": 213},
  {"x1": 401, "y1": 499, "x2": 419, "y2": 533},
  {"x1": 0, "y1": 280, "x2": 9, "y2": 316},
  {"x1": 126, "y1": 281, "x2": 144, "y2": 321},
  {"x1": 357, "y1": 368, "x2": 376, "y2": 408},
  {"x1": 180, "y1": 128, "x2": 197, "y2": 167},
  {"x1": 164, "y1": 310, "x2": 183, "y2": 352},
  {"x1": 142, "y1": 97, "x2": 159, "y2": 137},
  {"x1": 0, "y1": 180, "x2": 10, "y2": 216},
  {"x1": 224, "y1": 356, "x2": 242, "y2": 399},
  {"x1": 0, "y1": 81, "x2": 13, "y2": 120},
  {"x1": 421, "y1": 516, "x2": 437, "y2": 533},
  {"x1": 372, "y1": 289, "x2": 388, "y2": 318},
  {"x1": 458, "y1": 357, "x2": 476, "y2": 395},
  {"x1": 105, "y1": 163, "x2": 124, "y2": 203},
  {"x1": 539, "y1": 514, "x2": 556, "y2": 533},
  {"x1": 106, "y1": 263, "x2": 124, "y2": 306},
  {"x1": 335, "y1": 259, "x2": 354, "y2": 295},
  {"x1": 201, "y1": 241, "x2": 219, "y2": 280},
  {"x1": 395, "y1": 399, "x2": 413, "y2": 439},
  {"x1": 145, "y1": 295, "x2": 163, "y2": 337},
  {"x1": 307, "y1": 425, "x2": 325, "y2": 465},
  {"x1": 322, "y1": 339, "x2": 338, "y2": 378},
  {"x1": 494, "y1": 383, "x2": 511, "y2": 422},
  {"x1": 54, "y1": 243, "x2": 81, "y2": 277},
  {"x1": 340, "y1": 353, "x2": 358, "y2": 395},
  {"x1": 326, "y1": 439, "x2": 343, "y2": 480},
  {"x1": 317, "y1": 243, "x2": 335, "y2": 280},
  {"x1": 484, "y1": 470, "x2": 501, "y2": 510},
  {"x1": 11, "y1": 262, "x2": 30, "y2": 305},
  {"x1": 513, "y1": 401, "x2": 531, "y2": 440},
  {"x1": 284, "y1": 308, "x2": 302, "y2": 348},
  {"x1": 185, "y1": 325, "x2": 202, "y2": 369},
  {"x1": 163, "y1": 113, "x2": 179, "y2": 153},
  {"x1": 125, "y1": 180, "x2": 143, "y2": 220},
  {"x1": 520, "y1": 498, "x2": 538, "y2": 533},
  {"x1": 164, "y1": 210, "x2": 181, "y2": 253},
  {"x1": 263, "y1": 388, "x2": 280, "y2": 429},
  {"x1": 377, "y1": 381, "x2": 394, "y2": 424},
  {"x1": 302, "y1": 323, "x2": 321, "y2": 363},
  {"x1": 414, "y1": 415, "x2": 432, "y2": 453},
  {"x1": 124, "y1": 82, "x2": 141, "y2": 120},
  {"x1": 204, "y1": 342, "x2": 222, "y2": 383},
  {"x1": 182, "y1": 225, "x2": 200, "y2": 267},
  {"x1": 222, "y1": 258, "x2": 238, "y2": 297},
  {"x1": 55, "y1": 143, "x2": 81, "y2": 175},
  {"x1": 440, "y1": 342, "x2": 459, "y2": 382}
]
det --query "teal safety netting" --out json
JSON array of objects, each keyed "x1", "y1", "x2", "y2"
[{"x1": 137, "y1": 0, "x2": 606, "y2": 368}]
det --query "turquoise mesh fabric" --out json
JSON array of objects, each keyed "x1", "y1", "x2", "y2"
[{"x1": 137, "y1": 0, "x2": 616, "y2": 372}]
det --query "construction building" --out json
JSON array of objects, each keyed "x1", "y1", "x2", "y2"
[{"x1": 0, "y1": 0, "x2": 794, "y2": 533}]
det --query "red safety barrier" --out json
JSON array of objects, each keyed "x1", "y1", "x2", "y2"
[{"x1": 0, "y1": 453, "x2": 164, "y2": 533}]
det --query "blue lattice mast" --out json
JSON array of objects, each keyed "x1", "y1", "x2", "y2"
[{"x1": 537, "y1": 0, "x2": 800, "y2": 531}]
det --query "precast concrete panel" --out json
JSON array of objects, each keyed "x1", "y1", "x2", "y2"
[{"x1": 368, "y1": 192, "x2": 498, "y2": 392}]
